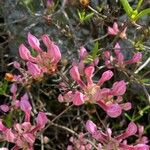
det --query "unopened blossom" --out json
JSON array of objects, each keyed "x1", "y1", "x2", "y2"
[
  {"x1": 85, "y1": 120, "x2": 149, "y2": 150},
  {"x1": 108, "y1": 22, "x2": 127, "y2": 39}
]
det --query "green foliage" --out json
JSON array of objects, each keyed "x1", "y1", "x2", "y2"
[
  {"x1": 0, "y1": 80, "x2": 8, "y2": 95},
  {"x1": 120, "y1": 0, "x2": 150, "y2": 22},
  {"x1": 77, "y1": 10, "x2": 94, "y2": 23}
]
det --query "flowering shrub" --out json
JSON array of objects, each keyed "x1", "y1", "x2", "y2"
[{"x1": 1, "y1": 0, "x2": 150, "y2": 149}]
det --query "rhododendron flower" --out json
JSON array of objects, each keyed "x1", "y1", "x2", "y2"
[
  {"x1": 18, "y1": 33, "x2": 61, "y2": 79},
  {"x1": 108, "y1": 22, "x2": 127, "y2": 39},
  {"x1": 85, "y1": 120, "x2": 149, "y2": 149}
]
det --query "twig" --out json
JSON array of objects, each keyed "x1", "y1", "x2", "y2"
[
  {"x1": 134, "y1": 57, "x2": 150, "y2": 74},
  {"x1": 40, "y1": 134, "x2": 44, "y2": 150}
]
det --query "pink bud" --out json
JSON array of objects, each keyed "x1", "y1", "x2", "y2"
[
  {"x1": 121, "y1": 102, "x2": 132, "y2": 111},
  {"x1": 125, "y1": 122, "x2": 137, "y2": 137},
  {"x1": 97, "y1": 70, "x2": 113, "y2": 86},
  {"x1": 131, "y1": 52, "x2": 142, "y2": 63},
  {"x1": 70, "y1": 66, "x2": 81, "y2": 81},
  {"x1": 114, "y1": 43, "x2": 121, "y2": 50},
  {"x1": 125, "y1": 52, "x2": 142, "y2": 64},
  {"x1": 58, "y1": 94, "x2": 64, "y2": 102},
  {"x1": 27, "y1": 62, "x2": 43, "y2": 78},
  {"x1": 79, "y1": 47, "x2": 88, "y2": 59},
  {"x1": 112, "y1": 80, "x2": 126, "y2": 96},
  {"x1": 0, "y1": 105, "x2": 9, "y2": 112},
  {"x1": 86, "y1": 120, "x2": 97, "y2": 134},
  {"x1": 36, "y1": 112, "x2": 48, "y2": 130},
  {"x1": 28, "y1": 32, "x2": 42, "y2": 52},
  {"x1": 13, "y1": 61, "x2": 20, "y2": 69},
  {"x1": 72, "y1": 91, "x2": 84, "y2": 106},
  {"x1": 106, "y1": 103, "x2": 122, "y2": 118},
  {"x1": 0, "y1": 148, "x2": 9, "y2": 150},
  {"x1": 19, "y1": 44, "x2": 35, "y2": 61},
  {"x1": 10, "y1": 84, "x2": 17, "y2": 94},
  {"x1": 103, "y1": 51, "x2": 111, "y2": 59},
  {"x1": 113, "y1": 22, "x2": 119, "y2": 33}
]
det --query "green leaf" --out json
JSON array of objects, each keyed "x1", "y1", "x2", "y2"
[
  {"x1": 120, "y1": 0, "x2": 133, "y2": 17},
  {"x1": 0, "y1": 80, "x2": 8, "y2": 95},
  {"x1": 92, "y1": 42, "x2": 99, "y2": 59},
  {"x1": 84, "y1": 12, "x2": 94, "y2": 21},
  {"x1": 136, "y1": 0, "x2": 143, "y2": 11},
  {"x1": 135, "y1": 8, "x2": 150, "y2": 21},
  {"x1": 3, "y1": 112, "x2": 13, "y2": 128}
]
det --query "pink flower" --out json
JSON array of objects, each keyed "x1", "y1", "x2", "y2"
[
  {"x1": 28, "y1": 32, "x2": 42, "y2": 52},
  {"x1": 108, "y1": 22, "x2": 119, "y2": 35},
  {"x1": 108, "y1": 22, "x2": 127, "y2": 39}
]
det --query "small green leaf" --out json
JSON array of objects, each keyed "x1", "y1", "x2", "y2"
[
  {"x1": 3, "y1": 112, "x2": 13, "y2": 128},
  {"x1": 135, "y1": 8, "x2": 150, "y2": 21},
  {"x1": 92, "y1": 42, "x2": 99, "y2": 59},
  {"x1": 0, "y1": 80, "x2": 8, "y2": 95},
  {"x1": 120, "y1": 0, "x2": 133, "y2": 17},
  {"x1": 84, "y1": 12, "x2": 94, "y2": 21},
  {"x1": 136, "y1": 0, "x2": 143, "y2": 11}
]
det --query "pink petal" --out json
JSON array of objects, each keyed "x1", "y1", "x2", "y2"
[
  {"x1": 97, "y1": 70, "x2": 113, "y2": 86},
  {"x1": 86, "y1": 120, "x2": 97, "y2": 134},
  {"x1": 19, "y1": 44, "x2": 36, "y2": 61},
  {"x1": 72, "y1": 91, "x2": 84, "y2": 106},
  {"x1": 70, "y1": 66, "x2": 81, "y2": 81},
  {"x1": 28, "y1": 32, "x2": 42, "y2": 52},
  {"x1": 42, "y1": 34, "x2": 61, "y2": 63},
  {"x1": 113, "y1": 22, "x2": 119, "y2": 33},
  {"x1": 108, "y1": 27, "x2": 117, "y2": 35},
  {"x1": 125, "y1": 122, "x2": 137, "y2": 137},
  {"x1": 84, "y1": 66, "x2": 94, "y2": 85},
  {"x1": 112, "y1": 80, "x2": 126, "y2": 96},
  {"x1": 27, "y1": 62, "x2": 43, "y2": 78},
  {"x1": 106, "y1": 103, "x2": 122, "y2": 118},
  {"x1": 23, "y1": 133, "x2": 35, "y2": 144},
  {"x1": 0, "y1": 105, "x2": 9, "y2": 112},
  {"x1": 36, "y1": 112, "x2": 48, "y2": 130},
  {"x1": 79, "y1": 47, "x2": 88, "y2": 59}
]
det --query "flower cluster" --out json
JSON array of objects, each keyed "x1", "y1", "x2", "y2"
[
  {"x1": 59, "y1": 62, "x2": 131, "y2": 118},
  {"x1": 103, "y1": 43, "x2": 142, "y2": 69},
  {"x1": 85, "y1": 120, "x2": 149, "y2": 150},
  {"x1": 0, "y1": 84, "x2": 48, "y2": 150},
  {"x1": 19, "y1": 33, "x2": 61, "y2": 79}
]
